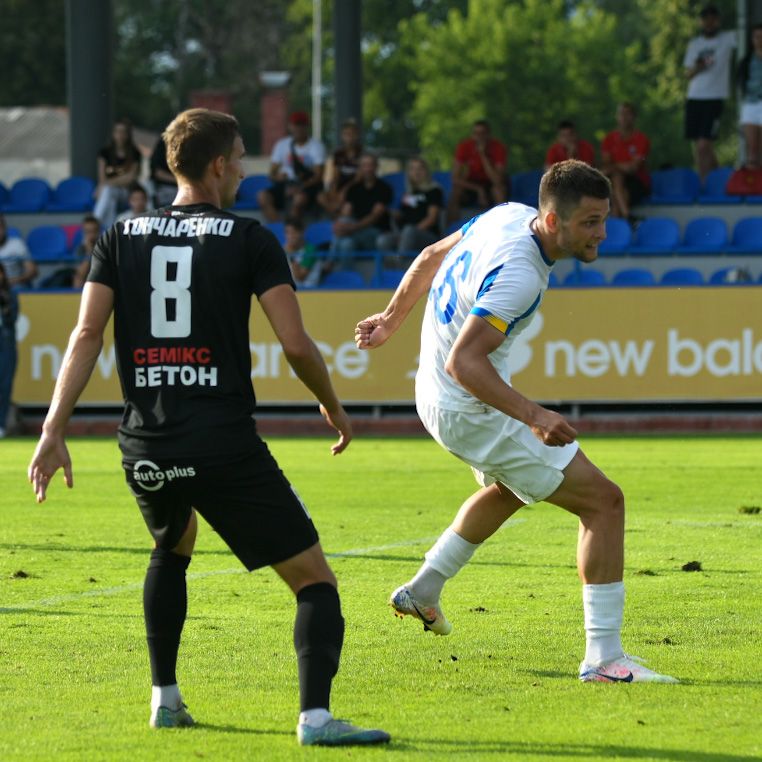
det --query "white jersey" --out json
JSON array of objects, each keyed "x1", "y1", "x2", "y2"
[
  {"x1": 416, "y1": 203, "x2": 553, "y2": 413},
  {"x1": 684, "y1": 30, "x2": 736, "y2": 100}
]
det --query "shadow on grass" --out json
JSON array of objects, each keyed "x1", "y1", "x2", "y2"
[
  {"x1": 329, "y1": 552, "x2": 574, "y2": 570},
  {"x1": 0, "y1": 607, "x2": 78, "y2": 616},
  {"x1": 194, "y1": 722, "x2": 292, "y2": 736},
  {"x1": 0, "y1": 542, "x2": 229, "y2": 557},
  {"x1": 388, "y1": 739, "x2": 759, "y2": 760}
]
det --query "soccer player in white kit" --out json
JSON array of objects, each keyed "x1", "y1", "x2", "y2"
[{"x1": 355, "y1": 160, "x2": 677, "y2": 683}]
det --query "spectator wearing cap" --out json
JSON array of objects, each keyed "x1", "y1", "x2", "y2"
[
  {"x1": 0, "y1": 214, "x2": 36, "y2": 289},
  {"x1": 683, "y1": 4, "x2": 737, "y2": 181},
  {"x1": 544, "y1": 120, "x2": 596, "y2": 170},
  {"x1": 258, "y1": 111, "x2": 326, "y2": 223},
  {"x1": 318, "y1": 118, "x2": 363, "y2": 217}
]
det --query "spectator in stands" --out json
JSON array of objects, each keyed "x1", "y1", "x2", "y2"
[
  {"x1": 0, "y1": 261, "x2": 18, "y2": 438},
  {"x1": 601, "y1": 102, "x2": 651, "y2": 222},
  {"x1": 738, "y1": 23, "x2": 762, "y2": 168},
  {"x1": 149, "y1": 135, "x2": 178, "y2": 207},
  {"x1": 318, "y1": 118, "x2": 362, "y2": 217},
  {"x1": 116, "y1": 183, "x2": 150, "y2": 223},
  {"x1": 331, "y1": 153, "x2": 393, "y2": 257},
  {"x1": 284, "y1": 217, "x2": 325, "y2": 288},
  {"x1": 93, "y1": 118, "x2": 142, "y2": 228},
  {"x1": 447, "y1": 119, "x2": 507, "y2": 222},
  {"x1": 683, "y1": 4, "x2": 736, "y2": 181},
  {"x1": 545, "y1": 120, "x2": 596, "y2": 170},
  {"x1": 73, "y1": 215, "x2": 102, "y2": 289},
  {"x1": 258, "y1": 111, "x2": 326, "y2": 223},
  {"x1": 0, "y1": 214, "x2": 37, "y2": 289},
  {"x1": 377, "y1": 157, "x2": 443, "y2": 254}
]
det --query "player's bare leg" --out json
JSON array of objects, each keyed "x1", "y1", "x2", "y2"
[
  {"x1": 147, "y1": 510, "x2": 198, "y2": 728},
  {"x1": 391, "y1": 484, "x2": 523, "y2": 635},
  {"x1": 609, "y1": 171, "x2": 629, "y2": 220},
  {"x1": 273, "y1": 544, "x2": 390, "y2": 746}
]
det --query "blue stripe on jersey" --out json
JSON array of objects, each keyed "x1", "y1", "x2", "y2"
[
  {"x1": 476, "y1": 264, "x2": 504, "y2": 299},
  {"x1": 461, "y1": 214, "x2": 482, "y2": 236},
  {"x1": 506, "y1": 290, "x2": 542, "y2": 335},
  {"x1": 531, "y1": 233, "x2": 554, "y2": 267}
]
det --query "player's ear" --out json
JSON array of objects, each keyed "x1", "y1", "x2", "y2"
[
  {"x1": 211, "y1": 154, "x2": 226, "y2": 178},
  {"x1": 544, "y1": 210, "x2": 559, "y2": 233}
]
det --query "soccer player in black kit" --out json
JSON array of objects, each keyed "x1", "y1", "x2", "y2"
[{"x1": 28, "y1": 108, "x2": 390, "y2": 747}]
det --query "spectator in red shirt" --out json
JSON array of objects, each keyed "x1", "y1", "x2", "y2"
[
  {"x1": 545, "y1": 120, "x2": 596, "y2": 170},
  {"x1": 447, "y1": 120, "x2": 508, "y2": 222},
  {"x1": 601, "y1": 102, "x2": 651, "y2": 221}
]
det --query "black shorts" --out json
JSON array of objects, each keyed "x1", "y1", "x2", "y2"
[
  {"x1": 685, "y1": 99, "x2": 724, "y2": 140},
  {"x1": 123, "y1": 442, "x2": 319, "y2": 571},
  {"x1": 267, "y1": 180, "x2": 321, "y2": 211}
]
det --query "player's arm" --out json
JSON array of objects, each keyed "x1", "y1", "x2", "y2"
[
  {"x1": 259, "y1": 284, "x2": 351, "y2": 454},
  {"x1": 28, "y1": 282, "x2": 115, "y2": 502},
  {"x1": 446, "y1": 314, "x2": 577, "y2": 447},
  {"x1": 355, "y1": 228, "x2": 463, "y2": 349}
]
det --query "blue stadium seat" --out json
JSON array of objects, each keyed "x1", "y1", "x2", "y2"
[
  {"x1": 26, "y1": 226, "x2": 70, "y2": 262},
  {"x1": 6, "y1": 226, "x2": 23, "y2": 239},
  {"x1": 0, "y1": 183, "x2": 8, "y2": 205},
  {"x1": 628, "y1": 217, "x2": 680, "y2": 255},
  {"x1": 46, "y1": 176, "x2": 96, "y2": 212},
  {"x1": 445, "y1": 217, "x2": 473, "y2": 236},
  {"x1": 648, "y1": 168, "x2": 700, "y2": 204},
  {"x1": 318, "y1": 270, "x2": 367, "y2": 289},
  {"x1": 728, "y1": 217, "x2": 762, "y2": 254},
  {"x1": 697, "y1": 167, "x2": 739, "y2": 204},
  {"x1": 510, "y1": 170, "x2": 543, "y2": 208},
  {"x1": 232, "y1": 174, "x2": 270, "y2": 210},
  {"x1": 2, "y1": 178, "x2": 52, "y2": 213},
  {"x1": 659, "y1": 267, "x2": 704, "y2": 286},
  {"x1": 304, "y1": 220, "x2": 333, "y2": 249},
  {"x1": 548, "y1": 271, "x2": 559, "y2": 289},
  {"x1": 709, "y1": 266, "x2": 754, "y2": 285},
  {"x1": 562, "y1": 268, "x2": 606, "y2": 287},
  {"x1": 381, "y1": 172, "x2": 405, "y2": 208},
  {"x1": 611, "y1": 268, "x2": 656, "y2": 287},
  {"x1": 675, "y1": 217, "x2": 728, "y2": 255},
  {"x1": 370, "y1": 269, "x2": 407, "y2": 289},
  {"x1": 432, "y1": 170, "x2": 452, "y2": 199},
  {"x1": 266, "y1": 221, "x2": 286, "y2": 245},
  {"x1": 597, "y1": 217, "x2": 632, "y2": 256}
]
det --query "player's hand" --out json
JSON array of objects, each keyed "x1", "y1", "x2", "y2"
[
  {"x1": 28, "y1": 432, "x2": 73, "y2": 503},
  {"x1": 355, "y1": 314, "x2": 393, "y2": 349},
  {"x1": 530, "y1": 408, "x2": 577, "y2": 447},
  {"x1": 319, "y1": 404, "x2": 353, "y2": 455}
]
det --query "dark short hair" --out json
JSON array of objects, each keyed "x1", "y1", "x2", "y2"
[
  {"x1": 539, "y1": 160, "x2": 611, "y2": 220},
  {"x1": 163, "y1": 108, "x2": 240, "y2": 181},
  {"x1": 82, "y1": 214, "x2": 100, "y2": 227},
  {"x1": 473, "y1": 119, "x2": 491, "y2": 131},
  {"x1": 700, "y1": 4, "x2": 719, "y2": 17},
  {"x1": 619, "y1": 101, "x2": 637, "y2": 116},
  {"x1": 284, "y1": 216, "x2": 305, "y2": 231},
  {"x1": 557, "y1": 120, "x2": 576, "y2": 131}
]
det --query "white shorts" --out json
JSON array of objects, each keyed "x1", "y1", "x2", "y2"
[
  {"x1": 740, "y1": 101, "x2": 762, "y2": 127},
  {"x1": 417, "y1": 400, "x2": 579, "y2": 504}
]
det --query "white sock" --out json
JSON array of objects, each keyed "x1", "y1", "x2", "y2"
[
  {"x1": 151, "y1": 684, "x2": 182, "y2": 712},
  {"x1": 299, "y1": 708, "x2": 333, "y2": 728},
  {"x1": 409, "y1": 528, "x2": 480, "y2": 605},
  {"x1": 583, "y1": 581, "x2": 625, "y2": 665}
]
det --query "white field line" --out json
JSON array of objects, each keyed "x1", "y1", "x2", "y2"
[{"x1": 2, "y1": 518, "x2": 527, "y2": 613}]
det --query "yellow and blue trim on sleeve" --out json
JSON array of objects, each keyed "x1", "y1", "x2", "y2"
[{"x1": 470, "y1": 290, "x2": 542, "y2": 336}]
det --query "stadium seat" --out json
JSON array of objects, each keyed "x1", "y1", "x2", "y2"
[
  {"x1": 697, "y1": 167, "x2": 739, "y2": 205},
  {"x1": 562, "y1": 268, "x2": 606, "y2": 287},
  {"x1": 432, "y1": 170, "x2": 452, "y2": 199},
  {"x1": 611, "y1": 268, "x2": 656, "y2": 287},
  {"x1": 370, "y1": 269, "x2": 407, "y2": 289},
  {"x1": 6, "y1": 226, "x2": 23, "y2": 239},
  {"x1": 445, "y1": 217, "x2": 473, "y2": 236},
  {"x1": 304, "y1": 220, "x2": 333, "y2": 249},
  {"x1": 708, "y1": 266, "x2": 754, "y2": 285},
  {"x1": 597, "y1": 217, "x2": 632, "y2": 256},
  {"x1": 0, "y1": 183, "x2": 8, "y2": 205},
  {"x1": 381, "y1": 172, "x2": 405, "y2": 208},
  {"x1": 647, "y1": 168, "x2": 700, "y2": 205},
  {"x1": 46, "y1": 176, "x2": 96, "y2": 212},
  {"x1": 728, "y1": 217, "x2": 762, "y2": 254},
  {"x1": 628, "y1": 217, "x2": 680, "y2": 255},
  {"x1": 2, "y1": 178, "x2": 52, "y2": 213},
  {"x1": 659, "y1": 267, "x2": 704, "y2": 286},
  {"x1": 675, "y1": 217, "x2": 728, "y2": 255},
  {"x1": 547, "y1": 271, "x2": 559, "y2": 288},
  {"x1": 266, "y1": 221, "x2": 286, "y2": 245},
  {"x1": 232, "y1": 174, "x2": 270, "y2": 210},
  {"x1": 510, "y1": 170, "x2": 543, "y2": 208},
  {"x1": 26, "y1": 225, "x2": 70, "y2": 262},
  {"x1": 318, "y1": 270, "x2": 367, "y2": 289}
]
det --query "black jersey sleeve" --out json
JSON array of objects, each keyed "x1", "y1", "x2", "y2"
[
  {"x1": 249, "y1": 226, "x2": 296, "y2": 297},
  {"x1": 87, "y1": 227, "x2": 118, "y2": 288}
]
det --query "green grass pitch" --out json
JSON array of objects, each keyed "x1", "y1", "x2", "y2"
[{"x1": 1, "y1": 434, "x2": 760, "y2": 761}]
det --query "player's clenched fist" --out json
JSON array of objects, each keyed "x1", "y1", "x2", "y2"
[
  {"x1": 530, "y1": 408, "x2": 578, "y2": 447},
  {"x1": 355, "y1": 314, "x2": 391, "y2": 349}
]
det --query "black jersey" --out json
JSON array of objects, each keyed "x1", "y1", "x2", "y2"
[{"x1": 88, "y1": 203, "x2": 295, "y2": 459}]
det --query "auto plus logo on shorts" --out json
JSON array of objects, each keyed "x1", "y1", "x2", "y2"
[{"x1": 132, "y1": 460, "x2": 196, "y2": 491}]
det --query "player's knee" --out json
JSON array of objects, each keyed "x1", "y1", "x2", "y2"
[{"x1": 601, "y1": 479, "x2": 625, "y2": 521}]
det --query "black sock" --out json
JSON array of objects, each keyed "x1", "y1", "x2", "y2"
[
  {"x1": 143, "y1": 548, "x2": 191, "y2": 686},
  {"x1": 294, "y1": 582, "x2": 345, "y2": 712}
]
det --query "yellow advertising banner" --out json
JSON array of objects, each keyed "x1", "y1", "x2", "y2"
[{"x1": 13, "y1": 288, "x2": 762, "y2": 405}]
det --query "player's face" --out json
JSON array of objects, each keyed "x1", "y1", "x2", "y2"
[
  {"x1": 221, "y1": 136, "x2": 245, "y2": 209},
  {"x1": 752, "y1": 28, "x2": 762, "y2": 51},
  {"x1": 556, "y1": 196, "x2": 609, "y2": 263}
]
